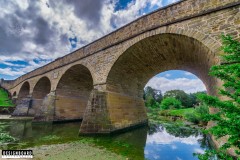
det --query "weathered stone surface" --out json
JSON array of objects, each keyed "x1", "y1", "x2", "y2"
[
  {"x1": 80, "y1": 89, "x2": 112, "y2": 134},
  {"x1": 80, "y1": 89, "x2": 147, "y2": 134},
  {"x1": 54, "y1": 64, "x2": 93, "y2": 121},
  {"x1": 34, "y1": 92, "x2": 56, "y2": 121},
  {"x1": 12, "y1": 98, "x2": 32, "y2": 116}
]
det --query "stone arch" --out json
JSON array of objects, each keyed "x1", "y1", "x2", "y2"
[
  {"x1": 18, "y1": 81, "x2": 30, "y2": 99},
  {"x1": 31, "y1": 77, "x2": 51, "y2": 115},
  {"x1": 106, "y1": 33, "x2": 220, "y2": 96},
  {"x1": 100, "y1": 33, "x2": 220, "y2": 131},
  {"x1": 55, "y1": 64, "x2": 93, "y2": 121},
  {"x1": 32, "y1": 77, "x2": 51, "y2": 99}
]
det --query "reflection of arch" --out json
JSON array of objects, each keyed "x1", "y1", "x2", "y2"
[
  {"x1": 106, "y1": 33, "x2": 217, "y2": 97},
  {"x1": 32, "y1": 77, "x2": 51, "y2": 99},
  {"x1": 55, "y1": 64, "x2": 93, "y2": 121},
  {"x1": 18, "y1": 81, "x2": 30, "y2": 99}
]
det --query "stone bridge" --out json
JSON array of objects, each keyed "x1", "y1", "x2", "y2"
[{"x1": 0, "y1": 0, "x2": 239, "y2": 134}]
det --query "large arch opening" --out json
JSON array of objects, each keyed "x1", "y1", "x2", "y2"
[
  {"x1": 107, "y1": 34, "x2": 217, "y2": 97},
  {"x1": 18, "y1": 82, "x2": 30, "y2": 100},
  {"x1": 105, "y1": 33, "x2": 218, "y2": 129},
  {"x1": 55, "y1": 64, "x2": 93, "y2": 121},
  {"x1": 31, "y1": 77, "x2": 51, "y2": 112}
]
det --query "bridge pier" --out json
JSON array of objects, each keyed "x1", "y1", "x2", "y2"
[
  {"x1": 79, "y1": 88, "x2": 148, "y2": 134},
  {"x1": 12, "y1": 96, "x2": 32, "y2": 116},
  {"x1": 12, "y1": 92, "x2": 56, "y2": 121},
  {"x1": 33, "y1": 91, "x2": 56, "y2": 121}
]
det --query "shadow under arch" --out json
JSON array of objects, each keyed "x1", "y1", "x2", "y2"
[
  {"x1": 55, "y1": 64, "x2": 93, "y2": 121},
  {"x1": 30, "y1": 77, "x2": 51, "y2": 116},
  {"x1": 32, "y1": 77, "x2": 51, "y2": 99},
  {"x1": 18, "y1": 81, "x2": 30, "y2": 100},
  {"x1": 12, "y1": 91, "x2": 16, "y2": 97}
]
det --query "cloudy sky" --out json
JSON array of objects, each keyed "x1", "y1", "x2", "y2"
[{"x1": 0, "y1": 0, "x2": 206, "y2": 93}]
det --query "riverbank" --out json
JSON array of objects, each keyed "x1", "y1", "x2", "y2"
[
  {"x1": 32, "y1": 142, "x2": 126, "y2": 160},
  {"x1": 0, "y1": 115, "x2": 33, "y2": 120},
  {"x1": 1, "y1": 142, "x2": 126, "y2": 160}
]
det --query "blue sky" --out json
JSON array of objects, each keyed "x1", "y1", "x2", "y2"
[
  {"x1": 0, "y1": 0, "x2": 205, "y2": 93},
  {"x1": 146, "y1": 70, "x2": 206, "y2": 94}
]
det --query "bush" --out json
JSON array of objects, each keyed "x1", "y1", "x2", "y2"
[
  {"x1": 185, "y1": 104, "x2": 209, "y2": 124},
  {"x1": 185, "y1": 113, "x2": 200, "y2": 124},
  {"x1": 0, "y1": 133, "x2": 16, "y2": 144},
  {"x1": 160, "y1": 97, "x2": 182, "y2": 110},
  {"x1": 197, "y1": 35, "x2": 240, "y2": 159}
]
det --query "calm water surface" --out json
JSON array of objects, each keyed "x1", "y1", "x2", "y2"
[{"x1": 0, "y1": 120, "x2": 211, "y2": 160}]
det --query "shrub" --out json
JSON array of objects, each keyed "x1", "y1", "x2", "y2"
[
  {"x1": 185, "y1": 104, "x2": 209, "y2": 124},
  {"x1": 0, "y1": 133, "x2": 16, "y2": 144},
  {"x1": 160, "y1": 97, "x2": 182, "y2": 110}
]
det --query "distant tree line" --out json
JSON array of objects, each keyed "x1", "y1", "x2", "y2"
[{"x1": 143, "y1": 86, "x2": 206, "y2": 110}]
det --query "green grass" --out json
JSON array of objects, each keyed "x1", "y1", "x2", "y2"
[
  {"x1": 157, "y1": 108, "x2": 195, "y2": 119},
  {"x1": 0, "y1": 88, "x2": 14, "y2": 107},
  {"x1": 169, "y1": 108, "x2": 195, "y2": 117}
]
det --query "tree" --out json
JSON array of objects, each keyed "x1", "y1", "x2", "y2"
[
  {"x1": 154, "y1": 89, "x2": 163, "y2": 103},
  {"x1": 189, "y1": 91, "x2": 207, "y2": 106},
  {"x1": 197, "y1": 35, "x2": 240, "y2": 159},
  {"x1": 164, "y1": 90, "x2": 192, "y2": 108},
  {"x1": 144, "y1": 86, "x2": 163, "y2": 108},
  {"x1": 160, "y1": 97, "x2": 182, "y2": 110}
]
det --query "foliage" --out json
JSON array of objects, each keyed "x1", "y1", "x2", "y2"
[
  {"x1": 0, "y1": 133, "x2": 16, "y2": 144},
  {"x1": 197, "y1": 35, "x2": 240, "y2": 159},
  {"x1": 164, "y1": 123, "x2": 200, "y2": 138},
  {"x1": 164, "y1": 90, "x2": 193, "y2": 108},
  {"x1": 160, "y1": 97, "x2": 182, "y2": 110},
  {"x1": 0, "y1": 88, "x2": 14, "y2": 107},
  {"x1": 0, "y1": 123, "x2": 17, "y2": 144},
  {"x1": 144, "y1": 87, "x2": 207, "y2": 109},
  {"x1": 169, "y1": 108, "x2": 195, "y2": 117},
  {"x1": 185, "y1": 103, "x2": 209, "y2": 124},
  {"x1": 144, "y1": 86, "x2": 163, "y2": 108},
  {"x1": 189, "y1": 91, "x2": 207, "y2": 106},
  {"x1": 185, "y1": 112, "x2": 200, "y2": 124},
  {"x1": 144, "y1": 86, "x2": 163, "y2": 103}
]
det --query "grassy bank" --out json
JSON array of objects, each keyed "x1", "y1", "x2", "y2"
[
  {"x1": 150, "y1": 108, "x2": 194, "y2": 119},
  {"x1": 0, "y1": 88, "x2": 14, "y2": 107}
]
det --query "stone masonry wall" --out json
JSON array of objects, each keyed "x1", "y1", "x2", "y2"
[{"x1": 0, "y1": 0, "x2": 239, "y2": 92}]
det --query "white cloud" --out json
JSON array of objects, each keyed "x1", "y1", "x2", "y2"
[
  {"x1": 0, "y1": 68, "x2": 25, "y2": 77},
  {"x1": 171, "y1": 144, "x2": 177, "y2": 150},
  {"x1": 153, "y1": 155, "x2": 160, "y2": 159},
  {"x1": 0, "y1": 59, "x2": 50, "y2": 77},
  {"x1": 185, "y1": 72, "x2": 193, "y2": 76},
  {"x1": 0, "y1": 0, "x2": 179, "y2": 79},
  {"x1": 165, "y1": 73, "x2": 171, "y2": 77},
  {"x1": 176, "y1": 157, "x2": 183, "y2": 160},
  {"x1": 146, "y1": 77, "x2": 206, "y2": 94},
  {"x1": 193, "y1": 148, "x2": 205, "y2": 154},
  {"x1": 147, "y1": 128, "x2": 202, "y2": 145}
]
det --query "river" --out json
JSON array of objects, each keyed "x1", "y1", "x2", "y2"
[{"x1": 0, "y1": 120, "x2": 213, "y2": 160}]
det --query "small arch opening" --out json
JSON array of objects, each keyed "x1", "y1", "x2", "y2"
[
  {"x1": 18, "y1": 81, "x2": 30, "y2": 100},
  {"x1": 55, "y1": 64, "x2": 93, "y2": 121},
  {"x1": 31, "y1": 77, "x2": 51, "y2": 112}
]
